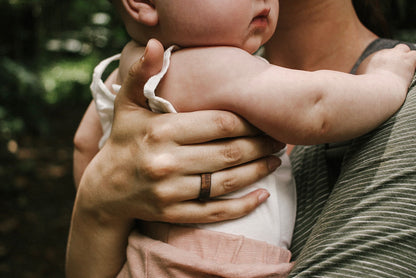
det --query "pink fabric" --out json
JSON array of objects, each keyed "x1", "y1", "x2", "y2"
[{"x1": 117, "y1": 223, "x2": 294, "y2": 278}]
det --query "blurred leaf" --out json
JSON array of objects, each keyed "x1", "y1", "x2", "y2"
[
  {"x1": 0, "y1": 58, "x2": 47, "y2": 138},
  {"x1": 40, "y1": 55, "x2": 99, "y2": 105}
]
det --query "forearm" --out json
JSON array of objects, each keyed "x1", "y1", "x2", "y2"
[
  {"x1": 66, "y1": 157, "x2": 134, "y2": 278},
  {"x1": 66, "y1": 205, "x2": 132, "y2": 278},
  {"x1": 236, "y1": 69, "x2": 405, "y2": 144}
]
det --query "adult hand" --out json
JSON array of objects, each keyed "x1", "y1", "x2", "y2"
[
  {"x1": 67, "y1": 39, "x2": 283, "y2": 277},
  {"x1": 81, "y1": 39, "x2": 284, "y2": 225}
]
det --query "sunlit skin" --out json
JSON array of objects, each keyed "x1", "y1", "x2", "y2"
[
  {"x1": 153, "y1": 0, "x2": 279, "y2": 54},
  {"x1": 66, "y1": 0, "x2": 416, "y2": 277}
]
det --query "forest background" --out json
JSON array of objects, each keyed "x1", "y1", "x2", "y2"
[{"x1": 1, "y1": 0, "x2": 415, "y2": 277}]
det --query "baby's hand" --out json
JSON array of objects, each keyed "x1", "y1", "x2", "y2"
[{"x1": 357, "y1": 44, "x2": 416, "y2": 93}]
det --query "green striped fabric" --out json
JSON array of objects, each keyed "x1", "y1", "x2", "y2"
[{"x1": 289, "y1": 40, "x2": 416, "y2": 277}]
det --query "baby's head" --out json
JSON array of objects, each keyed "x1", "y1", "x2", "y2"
[{"x1": 112, "y1": 0, "x2": 279, "y2": 54}]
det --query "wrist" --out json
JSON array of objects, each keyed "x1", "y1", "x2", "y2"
[
  {"x1": 67, "y1": 173, "x2": 134, "y2": 278},
  {"x1": 76, "y1": 150, "x2": 135, "y2": 229}
]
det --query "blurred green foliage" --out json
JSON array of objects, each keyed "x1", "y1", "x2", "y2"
[
  {"x1": 0, "y1": 0, "x2": 127, "y2": 146},
  {"x1": 0, "y1": 0, "x2": 415, "y2": 147}
]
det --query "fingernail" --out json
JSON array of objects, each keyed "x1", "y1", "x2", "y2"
[
  {"x1": 258, "y1": 191, "x2": 270, "y2": 203},
  {"x1": 267, "y1": 156, "x2": 281, "y2": 171}
]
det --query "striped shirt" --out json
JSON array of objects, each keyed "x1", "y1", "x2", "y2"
[{"x1": 289, "y1": 39, "x2": 416, "y2": 278}]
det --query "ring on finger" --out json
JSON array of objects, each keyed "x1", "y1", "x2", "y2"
[{"x1": 198, "y1": 173, "x2": 212, "y2": 202}]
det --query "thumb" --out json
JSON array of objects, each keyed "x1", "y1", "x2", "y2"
[{"x1": 116, "y1": 39, "x2": 165, "y2": 108}]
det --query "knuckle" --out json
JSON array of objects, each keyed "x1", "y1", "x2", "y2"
[
  {"x1": 148, "y1": 205, "x2": 168, "y2": 222},
  {"x1": 208, "y1": 208, "x2": 228, "y2": 222},
  {"x1": 213, "y1": 113, "x2": 239, "y2": 135},
  {"x1": 143, "y1": 191, "x2": 175, "y2": 221},
  {"x1": 150, "y1": 185, "x2": 172, "y2": 204},
  {"x1": 127, "y1": 61, "x2": 142, "y2": 80},
  {"x1": 151, "y1": 204, "x2": 179, "y2": 223},
  {"x1": 140, "y1": 153, "x2": 177, "y2": 180},
  {"x1": 221, "y1": 175, "x2": 239, "y2": 193},
  {"x1": 143, "y1": 123, "x2": 171, "y2": 144},
  {"x1": 221, "y1": 143, "x2": 243, "y2": 165}
]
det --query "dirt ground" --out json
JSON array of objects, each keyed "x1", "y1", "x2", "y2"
[{"x1": 0, "y1": 110, "x2": 80, "y2": 277}]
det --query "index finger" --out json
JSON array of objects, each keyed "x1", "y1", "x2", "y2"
[{"x1": 152, "y1": 110, "x2": 261, "y2": 145}]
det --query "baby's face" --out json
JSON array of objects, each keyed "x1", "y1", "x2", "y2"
[{"x1": 156, "y1": 0, "x2": 279, "y2": 53}]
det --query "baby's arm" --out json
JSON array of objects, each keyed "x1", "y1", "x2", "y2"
[
  {"x1": 73, "y1": 68, "x2": 119, "y2": 188},
  {"x1": 158, "y1": 45, "x2": 416, "y2": 144},
  {"x1": 73, "y1": 101, "x2": 102, "y2": 188}
]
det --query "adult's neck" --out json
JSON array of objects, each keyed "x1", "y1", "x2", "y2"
[{"x1": 265, "y1": 0, "x2": 378, "y2": 72}]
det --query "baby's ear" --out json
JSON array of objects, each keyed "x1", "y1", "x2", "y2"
[{"x1": 123, "y1": 0, "x2": 158, "y2": 26}]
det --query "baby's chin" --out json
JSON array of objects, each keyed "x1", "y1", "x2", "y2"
[
  {"x1": 242, "y1": 43, "x2": 264, "y2": 55},
  {"x1": 242, "y1": 36, "x2": 271, "y2": 54}
]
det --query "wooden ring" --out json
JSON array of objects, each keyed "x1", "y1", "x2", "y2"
[{"x1": 199, "y1": 173, "x2": 211, "y2": 202}]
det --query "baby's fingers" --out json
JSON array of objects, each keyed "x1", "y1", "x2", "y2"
[
  {"x1": 393, "y1": 43, "x2": 411, "y2": 52},
  {"x1": 406, "y1": 49, "x2": 416, "y2": 68},
  {"x1": 394, "y1": 44, "x2": 416, "y2": 64}
]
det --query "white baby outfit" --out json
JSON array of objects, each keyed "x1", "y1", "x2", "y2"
[{"x1": 90, "y1": 46, "x2": 296, "y2": 249}]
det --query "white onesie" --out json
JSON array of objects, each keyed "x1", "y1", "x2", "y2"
[{"x1": 90, "y1": 46, "x2": 297, "y2": 249}]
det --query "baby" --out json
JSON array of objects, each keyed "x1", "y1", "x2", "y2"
[{"x1": 75, "y1": 0, "x2": 416, "y2": 277}]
